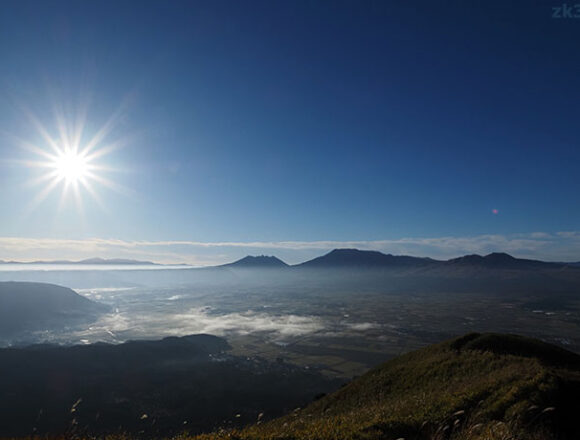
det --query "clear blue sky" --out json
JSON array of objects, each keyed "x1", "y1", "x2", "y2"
[{"x1": 0, "y1": 0, "x2": 579, "y2": 264}]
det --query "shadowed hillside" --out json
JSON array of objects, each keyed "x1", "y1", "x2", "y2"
[
  {"x1": 0, "y1": 282, "x2": 109, "y2": 339},
  {"x1": 0, "y1": 334, "x2": 339, "y2": 437}
]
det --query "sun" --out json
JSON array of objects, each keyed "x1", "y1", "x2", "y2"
[
  {"x1": 52, "y1": 150, "x2": 90, "y2": 184},
  {"x1": 13, "y1": 97, "x2": 130, "y2": 212},
  {"x1": 25, "y1": 138, "x2": 109, "y2": 211}
]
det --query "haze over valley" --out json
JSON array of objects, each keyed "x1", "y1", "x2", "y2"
[{"x1": 3, "y1": 249, "x2": 579, "y2": 379}]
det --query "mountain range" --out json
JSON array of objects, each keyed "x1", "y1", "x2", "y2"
[
  {"x1": 222, "y1": 248, "x2": 579, "y2": 271},
  {"x1": 1, "y1": 249, "x2": 578, "y2": 270}
]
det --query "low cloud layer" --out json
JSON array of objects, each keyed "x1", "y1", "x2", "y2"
[
  {"x1": 0, "y1": 231, "x2": 579, "y2": 265},
  {"x1": 67, "y1": 307, "x2": 326, "y2": 344}
]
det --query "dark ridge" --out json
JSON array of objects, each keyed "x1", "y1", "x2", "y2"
[
  {"x1": 449, "y1": 332, "x2": 482, "y2": 350},
  {"x1": 222, "y1": 255, "x2": 289, "y2": 268},
  {"x1": 446, "y1": 252, "x2": 563, "y2": 269},
  {"x1": 483, "y1": 252, "x2": 517, "y2": 263},
  {"x1": 297, "y1": 248, "x2": 434, "y2": 268},
  {"x1": 450, "y1": 332, "x2": 580, "y2": 368}
]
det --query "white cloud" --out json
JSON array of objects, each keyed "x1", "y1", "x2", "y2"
[
  {"x1": 348, "y1": 322, "x2": 381, "y2": 331},
  {"x1": 170, "y1": 308, "x2": 324, "y2": 338},
  {"x1": 67, "y1": 307, "x2": 325, "y2": 344}
]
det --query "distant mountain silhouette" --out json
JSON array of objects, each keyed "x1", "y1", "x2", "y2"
[
  {"x1": 0, "y1": 282, "x2": 109, "y2": 339},
  {"x1": 446, "y1": 252, "x2": 562, "y2": 269},
  {"x1": 221, "y1": 255, "x2": 289, "y2": 268},
  {"x1": 76, "y1": 257, "x2": 157, "y2": 265},
  {"x1": 213, "y1": 249, "x2": 577, "y2": 272},
  {"x1": 0, "y1": 258, "x2": 158, "y2": 265},
  {"x1": 2, "y1": 251, "x2": 577, "y2": 270},
  {"x1": 297, "y1": 248, "x2": 435, "y2": 269},
  {"x1": 294, "y1": 249, "x2": 576, "y2": 272}
]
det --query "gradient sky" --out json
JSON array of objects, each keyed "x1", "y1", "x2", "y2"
[{"x1": 0, "y1": 0, "x2": 579, "y2": 264}]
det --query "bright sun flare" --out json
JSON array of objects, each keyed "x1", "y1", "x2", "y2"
[
  {"x1": 53, "y1": 151, "x2": 90, "y2": 183},
  {"x1": 15, "y1": 100, "x2": 128, "y2": 211}
]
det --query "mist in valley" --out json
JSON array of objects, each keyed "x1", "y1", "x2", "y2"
[{"x1": 2, "y1": 253, "x2": 579, "y2": 379}]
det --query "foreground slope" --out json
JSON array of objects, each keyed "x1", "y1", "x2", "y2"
[
  {"x1": 197, "y1": 333, "x2": 580, "y2": 440},
  {"x1": 0, "y1": 335, "x2": 339, "y2": 437}
]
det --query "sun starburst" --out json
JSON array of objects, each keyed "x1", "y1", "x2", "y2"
[{"x1": 11, "y1": 96, "x2": 131, "y2": 213}]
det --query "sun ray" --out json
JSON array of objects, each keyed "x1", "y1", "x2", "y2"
[
  {"x1": 81, "y1": 180, "x2": 108, "y2": 213},
  {"x1": 25, "y1": 177, "x2": 63, "y2": 213},
  {"x1": 72, "y1": 180, "x2": 85, "y2": 216},
  {"x1": 20, "y1": 107, "x2": 62, "y2": 156},
  {"x1": 81, "y1": 98, "x2": 129, "y2": 156},
  {"x1": 72, "y1": 89, "x2": 92, "y2": 152},
  {"x1": 24, "y1": 171, "x2": 60, "y2": 188},
  {"x1": 84, "y1": 171, "x2": 130, "y2": 195},
  {"x1": 82, "y1": 134, "x2": 135, "y2": 162},
  {"x1": 1, "y1": 133, "x2": 55, "y2": 161},
  {"x1": 18, "y1": 160, "x2": 59, "y2": 169},
  {"x1": 57, "y1": 180, "x2": 72, "y2": 213}
]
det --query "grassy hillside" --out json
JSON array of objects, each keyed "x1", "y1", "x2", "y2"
[{"x1": 194, "y1": 333, "x2": 580, "y2": 440}]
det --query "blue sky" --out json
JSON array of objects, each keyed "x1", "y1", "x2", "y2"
[{"x1": 0, "y1": 0, "x2": 579, "y2": 264}]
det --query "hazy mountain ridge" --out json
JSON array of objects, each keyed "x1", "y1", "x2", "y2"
[
  {"x1": 296, "y1": 248, "x2": 436, "y2": 269},
  {"x1": 1, "y1": 249, "x2": 577, "y2": 271},
  {"x1": 445, "y1": 252, "x2": 564, "y2": 269},
  {"x1": 219, "y1": 249, "x2": 579, "y2": 271},
  {"x1": 221, "y1": 255, "x2": 289, "y2": 268},
  {"x1": 201, "y1": 250, "x2": 580, "y2": 296},
  {"x1": 0, "y1": 258, "x2": 158, "y2": 265}
]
